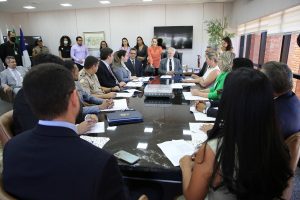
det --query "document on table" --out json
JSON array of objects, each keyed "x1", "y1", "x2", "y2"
[
  {"x1": 189, "y1": 123, "x2": 208, "y2": 147},
  {"x1": 85, "y1": 122, "x2": 105, "y2": 134},
  {"x1": 160, "y1": 75, "x2": 172, "y2": 79},
  {"x1": 123, "y1": 89, "x2": 142, "y2": 93},
  {"x1": 170, "y1": 83, "x2": 183, "y2": 89},
  {"x1": 80, "y1": 136, "x2": 110, "y2": 149},
  {"x1": 116, "y1": 92, "x2": 134, "y2": 98},
  {"x1": 157, "y1": 140, "x2": 195, "y2": 166},
  {"x1": 126, "y1": 81, "x2": 143, "y2": 87},
  {"x1": 194, "y1": 112, "x2": 216, "y2": 122},
  {"x1": 181, "y1": 83, "x2": 196, "y2": 87},
  {"x1": 102, "y1": 99, "x2": 128, "y2": 112},
  {"x1": 183, "y1": 92, "x2": 209, "y2": 101}
]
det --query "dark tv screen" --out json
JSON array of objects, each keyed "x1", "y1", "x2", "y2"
[{"x1": 154, "y1": 26, "x2": 193, "y2": 49}]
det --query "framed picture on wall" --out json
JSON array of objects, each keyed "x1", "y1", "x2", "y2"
[{"x1": 83, "y1": 32, "x2": 105, "y2": 49}]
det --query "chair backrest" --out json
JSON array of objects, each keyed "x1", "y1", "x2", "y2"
[
  {"x1": 0, "y1": 110, "x2": 13, "y2": 146},
  {"x1": 282, "y1": 132, "x2": 300, "y2": 200},
  {"x1": 161, "y1": 51, "x2": 183, "y2": 64}
]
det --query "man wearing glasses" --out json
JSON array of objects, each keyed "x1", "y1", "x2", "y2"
[{"x1": 125, "y1": 48, "x2": 143, "y2": 77}]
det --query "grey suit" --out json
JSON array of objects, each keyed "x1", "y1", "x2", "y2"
[
  {"x1": 158, "y1": 58, "x2": 183, "y2": 75},
  {"x1": 112, "y1": 64, "x2": 131, "y2": 83},
  {"x1": 1, "y1": 66, "x2": 28, "y2": 93}
]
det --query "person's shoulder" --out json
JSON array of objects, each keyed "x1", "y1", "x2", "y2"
[{"x1": 5, "y1": 129, "x2": 34, "y2": 150}]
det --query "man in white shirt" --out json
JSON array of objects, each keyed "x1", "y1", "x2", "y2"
[
  {"x1": 158, "y1": 47, "x2": 183, "y2": 75},
  {"x1": 0, "y1": 56, "x2": 28, "y2": 94},
  {"x1": 71, "y1": 36, "x2": 89, "y2": 70}
]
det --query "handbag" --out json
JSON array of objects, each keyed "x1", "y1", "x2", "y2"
[{"x1": 145, "y1": 64, "x2": 155, "y2": 75}]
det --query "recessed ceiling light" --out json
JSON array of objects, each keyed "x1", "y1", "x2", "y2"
[
  {"x1": 0, "y1": 0, "x2": 7, "y2": 2},
  {"x1": 60, "y1": 3, "x2": 72, "y2": 7},
  {"x1": 23, "y1": 6, "x2": 36, "y2": 9},
  {"x1": 99, "y1": 1, "x2": 111, "y2": 4},
  {"x1": 143, "y1": 0, "x2": 152, "y2": 2}
]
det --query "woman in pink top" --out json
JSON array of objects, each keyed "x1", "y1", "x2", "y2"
[
  {"x1": 147, "y1": 38, "x2": 163, "y2": 76},
  {"x1": 119, "y1": 37, "x2": 131, "y2": 58}
]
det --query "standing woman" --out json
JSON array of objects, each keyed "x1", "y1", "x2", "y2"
[
  {"x1": 147, "y1": 38, "x2": 163, "y2": 76},
  {"x1": 58, "y1": 35, "x2": 72, "y2": 60},
  {"x1": 98, "y1": 40, "x2": 108, "y2": 58},
  {"x1": 135, "y1": 36, "x2": 148, "y2": 71},
  {"x1": 221, "y1": 36, "x2": 233, "y2": 53},
  {"x1": 120, "y1": 38, "x2": 131, "y2": 58}
]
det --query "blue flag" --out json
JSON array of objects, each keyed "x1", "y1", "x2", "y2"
[{"x1": 19, "y1": 28, "x2": 31, "y2": 68}]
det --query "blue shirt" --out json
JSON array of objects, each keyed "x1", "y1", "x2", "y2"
[{"x1": 38, "y1": 120, "x2": 77, "y2": 134}]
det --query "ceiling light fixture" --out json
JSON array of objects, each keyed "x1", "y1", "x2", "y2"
[
  {"x1": 60, "y1": 3, "x2": 72, "y2": 7},
  {"x1": 99, "y1": 1, "x2": 111, "y2": 4},
  {"x1": 0, "y1": 0, "x2": 8, "y2": 2},
  {"x1": 23, "y1": 6, "x2": 36, "y2": 9},
  {"x1": 143, "y1": 0, "x2": 153, "y2": 2}
]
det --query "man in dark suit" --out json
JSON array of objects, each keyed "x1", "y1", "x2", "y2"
[
  {"x1": 96, "y1": 47, "x2": 126, "y2": 90},
  {"x1": 3, "y1": 63, "x2": 129, "y2": 200},
  {"x1": 125, "y1": 48, "x2": 143, "y2": 77},
  {"x1": 158, "y1": 47, "x2": 183, "y2": 76}
]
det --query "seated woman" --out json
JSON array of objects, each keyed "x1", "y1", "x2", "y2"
[
  {"x1": 190, "y1": 51, "x2": 235, "y2": 100},
  {"x1": 112, "y1": 50, "x2": 137, "y2": 83},
  {"x1": 183, "y1": 50, "x2": 220, "y2": 88},
  {"x1": 180, "y1": 68, "x2": 292, "y2": 200}
]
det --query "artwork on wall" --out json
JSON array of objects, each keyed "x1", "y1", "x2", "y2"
[
  {"x1": 83, "y1": 32, "x2": 105, "y2": 49},
  {"x1": 154, "y1": 26, "x2": 193, "y2": 49}
]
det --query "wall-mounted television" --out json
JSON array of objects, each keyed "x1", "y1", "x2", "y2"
[{"x1": 154, "y1": 26, "x2": 193, "y2": 49}]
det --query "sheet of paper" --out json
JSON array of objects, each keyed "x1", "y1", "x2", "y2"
[
  {"x1": 80, "y1": 136, "x2": 110, "y2": 149},
  {"x1": 126, "y1": 81, "x2": 143, "y2": 87},
  {"x1": 85, "y1": 122, "x2": 105, "y2": 133},
  {"x1": 157, "y1": 140, "x2": 195, "y2": 166},
  {"x1": 181, "y1": 83, "x2": 196, "y2": 87},
  {"x1": 116, "y1": 92, "x2": 134, "y2": 98},
  {"x1": 160, "y1": 75, "x2": 172, "y2": 79},
  {"x1": 189, "y1": 123, "x2": 208, "y2": 147},
  {"x1": 171, "y1": 83, "x2": 183, "y2": 89},
  {"x1": 101, "y1": 99, "x2": 128, "y2": 112},
  {"x1": 193, "y1": 112, "x2": 216, "y2": 122},
  {"x1": 183, "y1": 92, "x2": 209, "y2": 101},
  {"x1": 123, "y1": 89, "x2": 141, "y2": 93}
]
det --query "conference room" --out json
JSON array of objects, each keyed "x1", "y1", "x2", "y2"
[{"x1": 0, "y1": 0, "x2": 300, "y2": 199}]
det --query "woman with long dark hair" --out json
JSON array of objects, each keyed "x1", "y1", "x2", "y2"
[
  {"x1": 119, "y1": 37, "x2": 131, "y2": 58},
  {"x1": 58, "y1": 35, "x2": 72, "y2": 60},
  {"x1": 221, "y1": 36, "x2": 233, "y2": 52},
  {"x1": 180, "y1": 68, "x2": 292, "y2": 200},
  {"x1": 134, "y1": 36, "x2": 148, "y2": 71}
]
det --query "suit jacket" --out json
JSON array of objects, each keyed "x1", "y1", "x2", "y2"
[
  {"x1": 96, "y1": 61, "x2": 118, "y2": 88},
  {"x1": 13, "y1": 89, "x2": 84, "y2": 136},
  {"x1": 0, "y1": 66, "x2": 28, "y2": 88},
  {"x1": 158, "y1": 58, "x2": 183, "y2": 75},
  {"x1": 112, "y1": 65, "x2": 131, "y2": 83},
  {"x1": 3, "y1": 125, "x2": 129, "y2": 200},
  {"x1": 125, "y1": 58, "x2": 143, "y2": 77}
]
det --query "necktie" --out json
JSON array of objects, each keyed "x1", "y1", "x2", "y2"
[
  {"x1": 12, "y1": 69, "x2": 22, "y2": 86},
  {"x1": 169, "y1": 59, "x2": 172, "y2": 71},
  {"x1": 131, "y1": 60, "x2": 135, "y2": 74},
  {"x1": 107, "y1": 66, "x2": 119, "y2": 84}
]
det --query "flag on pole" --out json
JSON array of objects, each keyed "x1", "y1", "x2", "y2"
[{"x1": 19, "y1": 27, "x2": 31, "y2": 68}]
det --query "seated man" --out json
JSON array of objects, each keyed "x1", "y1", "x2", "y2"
[
  {"x1": 64, "y1": 60, "x2": 113, "y2": 115},
  {"x1": 261, "y1": 61, "x2": 300, "y2": 139},
  {"x1": 158, "y1": 47, "x2": 183, "y2": 76},
  {"x1": 79, "y1": 56, "x2": 117, "y2": 99},
  {"x1": 3, "y1": 63, "x2": 129, "y2": 200},
  {"x1": 125, "y1": 48, "x2": 143, "y2": 77},
  {"x1": 97, "y1": 47, "x2": 126, "y2": 89},
  {"x1": 0, "y1": 56, "x2": 28, "y2": 94}
]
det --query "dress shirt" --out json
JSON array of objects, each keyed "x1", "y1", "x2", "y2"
[
  {"x1": 8, "y1": 68, "x2": 23, "y2": 87},
  {"x1": 166, "y1": 58, "x2": 175, "y2": 72},
  {"x1": 38, "y1": 120, "x2": 77, "y2": 134},
  {"x1": 71, "y1": 44, "x2": 89, "y2": 65}
]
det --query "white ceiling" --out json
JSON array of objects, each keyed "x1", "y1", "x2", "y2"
[{"x1": 0, "y1": 0, "x2": 235, "y2": 13}]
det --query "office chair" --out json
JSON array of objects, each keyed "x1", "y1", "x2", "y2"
[
  {"x1": 0, "y1": 110, "x2": 13, "y2": 146},
  {"x1": 282, "y1": 132, "x2": 300, "y2": 200}
]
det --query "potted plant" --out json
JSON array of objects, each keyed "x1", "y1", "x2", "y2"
[{"x1": 205, "y1": 17, "x2": 235, "y2": 50}]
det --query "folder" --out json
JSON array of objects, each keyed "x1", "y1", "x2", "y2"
[{"x1": 106, "y1": 111, "x2": 143, "y2": 126}]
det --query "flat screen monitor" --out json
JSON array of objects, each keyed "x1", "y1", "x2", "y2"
[{"x1": 154, "y1": 26, "x2": 193, "y2": 49}]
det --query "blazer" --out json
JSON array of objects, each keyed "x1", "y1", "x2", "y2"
[
  {"x1": 125, "y1": 58, "x2": 143, "y2": 77},
  {"x1": 158, "y1": 58, "x2": 183, "y2": 75},
  {"x1": 112, "y1": 64, "x2": 131, "y2": 83},
  {"x1": 3, "y1": 125, "x2": 129, "y2": 200},
  {"x1": 96, "y1": 61, "x2": 118, "y2": 88},
  {"x1": 0, "y1": 66, "x2": 28, "y2": 88}
]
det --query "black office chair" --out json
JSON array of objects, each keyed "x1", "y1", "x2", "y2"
[{"x1": 161, "y1": 51, "x2": 183, "y2": 64}]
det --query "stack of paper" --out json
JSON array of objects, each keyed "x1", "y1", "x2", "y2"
[
  {"x1": 160, "y1": 75, "x2": 172, "y2": 79},
  {"x1": 190, "y1": 106, "x2": 216, "y2": 121},
  {"x1": 86, "y1": 122, "x2": 105, "y2": 134},
  {"x1": 181, "y1": 83, "x2": 196, "y2": 87},
  {"x1": 189, "y1": 123, "x2": 208, "y2": 147},
  {"x1": 157, "y1": 140, "x2": 195, "y2": 166},
  {"x1": 183, "y1": 92, "x2": 209, "y2": 101},
  {"x1": 80, "y1": 136, "x2": 110, "y2": 149},
  {"x1": 170, "y1": 83, "x2": 183, "y2": 89},
  {"x1": 126, "y1": 81, "x2": 143, "y2": 87},
  {"x1": 102, "y1": 99, "x2": 128, "y2": 112},
  {"x1": 116, "y1": 92, "x2": 134, "y2": 98}
]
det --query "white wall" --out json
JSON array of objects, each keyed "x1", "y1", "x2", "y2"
[
  {"x1": 8, "y1": 3, "x2": 232, "y2": 67},
  {"x1": 231, "y1": 0, "x2": 300, "y2": 26},
  {"x1": 0, "y1": 12, "x2": 13, "y2": 36}
]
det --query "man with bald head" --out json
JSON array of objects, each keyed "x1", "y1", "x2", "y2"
[{"x1": 158, "y1": 47, "x2": 183, "y2": 75}]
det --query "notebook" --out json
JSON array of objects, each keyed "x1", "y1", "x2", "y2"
[{"x1": 106, "y1": 111, "x2": 143, "y2": 126}]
